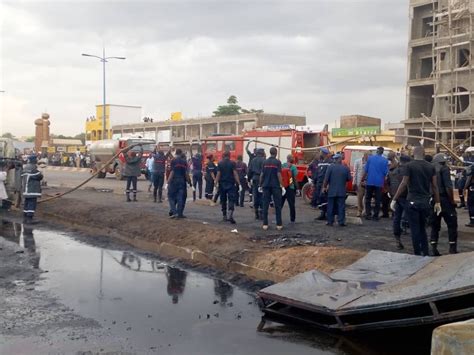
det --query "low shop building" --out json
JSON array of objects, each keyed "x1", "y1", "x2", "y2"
[{"x1": 111, "y1": 113, "x2": 307, "y2": 144}]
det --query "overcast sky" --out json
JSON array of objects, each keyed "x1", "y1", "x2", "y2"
[{"x1": 0, "y1": 0, "x2": 409, "y2": 137}]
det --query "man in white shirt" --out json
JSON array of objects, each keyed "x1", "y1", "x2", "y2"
[
  {"x1": 146, "y1": 155, "x2": 154, "y2": 192},
  {"x1": 353, "y1": 152, "x2": 369, "y2": 217}
]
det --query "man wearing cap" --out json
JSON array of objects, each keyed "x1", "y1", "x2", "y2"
[
  {"x1": 314, "y1": 148, "x2": 332, "y2": 221},
  {"x1": 430, "y1": 153, "x2": 458, "y2": 255},
  {"x1": 248, "y1": 148, "x2": 265, "y2": 220},
  {"x1": 323, "y1": 153, "x2": 351, "y2": 226},
  {"x1": 362, "y1": 147, "x2": 388, "y2": 221}
]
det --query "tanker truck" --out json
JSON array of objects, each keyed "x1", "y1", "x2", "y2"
[
  {"x1": 0, "y1": 138, "x2": 23, "y2": 207},
  {"x1": 89, "y1": 137, "x2": 156, "y2": 180}
]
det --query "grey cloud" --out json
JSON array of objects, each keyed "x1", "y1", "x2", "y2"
[{"x1": 1, "y1": 0, "x2": 409, "y2": 136}]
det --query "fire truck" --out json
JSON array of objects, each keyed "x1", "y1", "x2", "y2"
[
  {"x1": 89, "y1": 136, "x2": 156, "y2": 180},
  {"x1": 201, "y1": 125, "x2": 329, "y2": 188}
]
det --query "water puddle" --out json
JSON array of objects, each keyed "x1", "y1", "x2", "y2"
[{"x1": 0, "y1": 220, "x2": 433, "y2": 354}]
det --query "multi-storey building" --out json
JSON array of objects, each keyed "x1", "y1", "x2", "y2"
[{"x1": 404, "y1": 0, "x2": 473, "y2": 150}]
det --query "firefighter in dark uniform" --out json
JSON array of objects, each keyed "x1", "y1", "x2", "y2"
[
  {"x1": 248, "y1": 148, "x2": 265, "y2": 219},
  {"x1": 167, "y1": 149, "x2": 192, "y2": 219},
  {"x1": 236, "y1": 155, "x2": 248, "y2": 207},
  {"x1": 204, "y1": 155, "x2": 217, "y2": 200},
  {"x1": 260, "y1": 147, "x2": 284, "y2": 230},
  {"x1": 21, "y1": 155, "x2": 43, "y2": 224},
  {"x1": 430, "y1": 153, "x2": 458, "y2": 255},
  {"x1": 191, "y1": 153, "x2": 203, "y2": 201},
  {"x1": 307, "y1": 153, "x2": 320, "y2": 208},
  {"x1": 315, "y1": 148, "x2": 332, "y2": 220},
  {"x1": 151, "y1": 150, "x2": 166, "y2": 203},
  {"x1": 215, "y1": 151, "x2": 241, "y2": 224},
  {"x1": 463, "y1": 163, "x2": 474, "y2": 227}
]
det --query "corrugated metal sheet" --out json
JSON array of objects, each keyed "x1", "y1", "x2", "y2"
[{"x1": 259, "y1": 250, "x2": 474, "y2": 313}]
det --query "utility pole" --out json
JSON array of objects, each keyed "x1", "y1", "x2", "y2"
[{"x1": 82, "y1": 49, "x2": 125, "y2": 140}]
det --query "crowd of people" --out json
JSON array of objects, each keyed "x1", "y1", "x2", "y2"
[{"x1": 118, "y1": 143, "x2": 473, "y2": 257}]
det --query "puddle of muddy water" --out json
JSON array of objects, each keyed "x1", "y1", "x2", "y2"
[{"x1": 0, "y1": 221, "x2": 433, "y2": 355}]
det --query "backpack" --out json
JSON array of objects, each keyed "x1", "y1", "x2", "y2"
[{"x1": 281, "y1": 166, "x2": 294, "y2": 188}]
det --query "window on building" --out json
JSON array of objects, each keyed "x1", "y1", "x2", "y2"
[
  {"x1": 449, "y1": 87, "x2": 470, "y2": 114},
  {"x1": 224, "y1": 141, "x2": 236, "y2": 152},
  {"x1": 422, "y1": 17, "x2": 433, "y2": 37},
  {"x1": 458, "y1": 49, "x2": 470, "y2": 67},
  {"x1": 420, "y1": 57, "x2": 433, "y2": 78}
]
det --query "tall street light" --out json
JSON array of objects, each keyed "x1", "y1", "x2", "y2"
[{"x1": 82, "y1": 48, "x2": 125, "y2": 140}]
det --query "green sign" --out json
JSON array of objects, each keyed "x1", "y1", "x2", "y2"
[{"x1": 332, "y1": 126, "x2": 380, "y2": 137}]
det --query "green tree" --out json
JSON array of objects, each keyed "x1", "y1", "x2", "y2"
[
  {"x1": 213, "y1": 95, "x2": 264, "y2": 116},
  {"x1": 25, "y1": 136, "x2": 35, "y2": 142},
  {"x1": 74, "y1": 133, "x2": 86, "y2": 144},
  {"x1": 213, "y1": 95, "x2": 242, "y2": 116},
  {"x1": 1, "y1": 132, "x2": 15, "y2": 139}
]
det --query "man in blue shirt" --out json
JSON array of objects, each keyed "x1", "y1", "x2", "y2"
[
  {"x1": 323, "y1": 153, "x2": 351, "y2": 226},
  {"x1": 260, "y1": 147, "x2": 283, "y2": 230},
  {"x1": 362, "y1": 147, "x2": 388, "y2": 221}
]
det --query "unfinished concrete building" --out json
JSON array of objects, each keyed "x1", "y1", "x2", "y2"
[{"x1": 404, "y1": 0, "x2": 474, "y2": 150}]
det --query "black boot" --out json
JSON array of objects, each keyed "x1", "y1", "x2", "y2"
[
  {"x1": 316, "y1": 212, "x2": 326, "y2": 221},
  {"x1": 133, "y1": 193, "x2": 137, "y2": 202},
  {"x1": 395, "y1": 236, "x2": 404, "y2": 250},
  {"x1": 255, "y1": 210, "x2": 260, "y2": 220},
  {"x1": 223, "y1": 214, "x2": 228, "y2": 222},
  {"x1": 449, "y1": 243, "x2": 458, "y2": 254},
  {"x1": 228, "y1": 210, "x2": 236, "y2": 224},
  {"x1": 193, "y1": 191, "x2": 196, "y2": 201},
  {"x1": 126, "y1": 193, "x2": 131, "y2": 202},
  {"x1": 430, "y1": 243, "x2": 441, "y2": 257}
]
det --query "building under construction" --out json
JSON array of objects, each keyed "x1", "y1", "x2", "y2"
[{"x1": 404, "y1": 0, "x2": 474, "y2": 150}]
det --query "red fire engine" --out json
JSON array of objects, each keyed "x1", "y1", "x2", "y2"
[{"x1": 201, "y1": 125, "x2": 329, "y2": 188}]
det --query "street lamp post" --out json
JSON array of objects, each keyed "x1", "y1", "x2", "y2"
[{"x1": 82, "y1": 49, "x2": 125, "y2": 140}]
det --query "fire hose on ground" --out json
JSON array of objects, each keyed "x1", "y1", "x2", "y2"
[
  {"x1": 37, "y1": 143, "x2": 142, "y2": 204},
  {"x1": 2, "y1": 135, "x2": 469, "y2": 210}
]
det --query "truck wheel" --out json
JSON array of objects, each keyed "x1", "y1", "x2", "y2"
[
  {"x1": 97, "y1": 171, "x2": 106, "y2": 179},
  {"x1": 302, "y1": 182, "x2": 314, "y2": 204}
]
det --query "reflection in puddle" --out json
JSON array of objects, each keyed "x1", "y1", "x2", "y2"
[{"x1": 0, "y1": 219, "x2": 432, "y2": 355}]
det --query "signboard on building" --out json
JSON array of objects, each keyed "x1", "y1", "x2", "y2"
[
  {"x1": 171, "y1": 112, "x2": 182, "y2": 121},
  {"x1": 262, "y1": 124, "x2": 296, "y2": 131},
  {"x1": 47, "y1": 147, "x2": 56, "y2": 153},
  {"x1": 332, "y1": 126, "x2": 381, "y2": 137}
]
